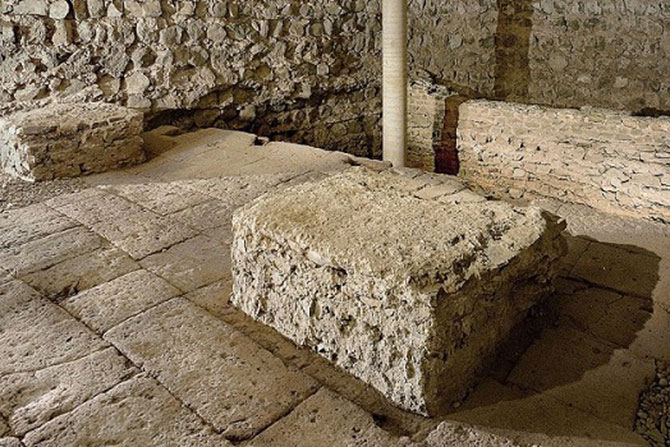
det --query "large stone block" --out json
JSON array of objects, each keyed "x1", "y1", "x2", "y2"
[
  {"x1": 0, "y1": 102, "x2": 145, "y2": 181},
  {"x1": 231, "y1": 168, "x2": 566, "y2": 415}
]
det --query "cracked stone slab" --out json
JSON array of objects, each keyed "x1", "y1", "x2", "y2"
[
  {"x1": 170, "y1": 199, "x2": 235, "y2": 232},
  {"x1": 139, "y1": 235, "x2": 231, "y2": 292},
  {"x1": 0, "y1": 204, "x2": 76, "y2": 250},
  {"x1": 19, "y1": 246, "x2": 138, "y2": 301},
  {"x1": 103, "y1": 182, "x2": 211, "y2": 215},
  {"x1": 0, "y1": 281, "x2": 107, "y2": 375},
  {"x1": 62, "y1": 269, "x2": 180, "y2": 333},
  {"x1": 0, "y1": 227, "x2": 103, "y2": 276},
  {"x1": 247, "y1": 388, "x2": 403, "y2": 446},
  {"x1": 46, "y1": 189, "x2": 144, "y2": 226},
  {"x1": 89, "y1": 208, "x2": 198, "y2": 260},
  {"x1": 104, "y1": 298, "x2": 319, "y2": 440},
  {"x1": 0, "y1": 347, "x2": 136, "y2": 436},
  {"x1": 22, "y1": 376, "x2": 231, "y2": 447},
  {"x1": 231, "y1": 167, "x2": 567, "y2": 415}
]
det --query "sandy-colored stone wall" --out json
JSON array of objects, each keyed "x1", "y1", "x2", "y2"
[
  {"x1": 458, "y1": 100, "x2": 670, "y2": 222},
  {"x1": 0, "y1": 0, "x2": 382, "y2": 156}
]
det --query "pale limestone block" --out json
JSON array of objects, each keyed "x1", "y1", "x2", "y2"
[{"x1": 231, "y1": 168, "x2": 566, "y2": 415}]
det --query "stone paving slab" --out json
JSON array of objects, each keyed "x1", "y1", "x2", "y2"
[
  {"x1": 22, "y1": 376, "x2": 231, "y2": 447},
  {"x1": 450, "y1": 379, "x2": 648, "y2": 446},
  {"x1": 0, "y1": 204, "x2": 76, "y2": 250},
  {"x1": 139, "y1": 235, "x2": 231, "y2": 292},
  {"x1": 19, "y1": 246, "x2": 138, "y2": 301},
  {"x1": 0, "y1": 438, "x2": 21, "y2": 447},
  {"x1": 170, "y1": 199, "x2": 235, "y2": 232},
  {"x1": 507, "y1": 326, "x2": 655, "y2": 427},
  {"x1": 0, "y1": 227, "x2": 103, "y2": 276},
  {"x1": 416, "y1": 421, "x2": 519, "y2": 447},
  {"x1": 182, "y1": 174, "x2": 292, "y2": 208},
  {"x1": 105, "y1": 298, "x2": 319, "y2": 440},
  {"x1": 0, "y1": 347, "x2": 136, "y2": 436},
  {"x1": 62, "y1": 270, "x2": 181, "y2": 333},
  {"x1": 246, "y1": 388, "x2": 403, "y2": 447},
  {"x1": 45, "y1": 189, "x2": 144, "y2": 226},
  {"x1": 89, "y1": 209, "x2": 198, "y2": 260},
  {"x1": 0, "y1": 281, "x2": 107, "y2": 375},
  {"x1": 103, "y1": 182, "x2": 211, "y2": 215},
  {"x1": 570, "y1": 240, "x2": 661, "y2": 298}
]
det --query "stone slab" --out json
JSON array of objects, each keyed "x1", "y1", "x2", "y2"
[
  {"x1": 0, "y1": 227, "x2": 103, "y2": 276},
  {"x1": 416, "y1": 421, "x2": 519, "y2": 447},
  {"x1": 19, "y1": 246, "x2": 138, "y2": 300},
  {"x1": 62, "y1": 269, "x2": 181, "y2": 333},
  {"x1": 0, "y1": 347, "x2": 135, "y2": 435},
  {"x1": 0, "y1": 438, "x2": 21, "y2": 447},
  {"x1": 0, "y1": 102, "x2": 145, "y2": 181},
  {"x1": 507, "y1": 326, "x2": 655, "y2": 427},
  {"x1": 139, "y1": 235, "x2": 231, "y2": 292},
  {"x1": 46, "y1": 189, "x2": 144, "y2": 226},
  {"x1": 104, "y1": 298, "x2": 319, "y2": 440},
  {"x1": 231, "y1": 167, "x2": 566, "y2": 415},
  {"x1": 89, "y1": 208, "x2": 198, "y2": 260},
  {"x1": 0, "y1": 281, "x2": 107, "y2": 375},
  {"x1": 22, "y1": 376, "x2": 231, "y2": 447},
  {"x1": 247, "y1": 388, "x2": 402, "y2": 446},
  {"x1": 103, "y1": 182, "x2": 211, "y2": 215},
  {"x1": 0, "y1": 204, "x2": 76, "y2": 250}
]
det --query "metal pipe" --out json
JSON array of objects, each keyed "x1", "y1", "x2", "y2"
[{"x1": 382, "y1": 0, "x2": 408, "y2": 167}]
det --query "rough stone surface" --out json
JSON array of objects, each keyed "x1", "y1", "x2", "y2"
[
  {"x1": 139, "y1": 235, "x2": 231, "y2": 292},
  {"x1": 417, "y1": 421, "x2": 520, "y2": 447},
  {"x1": 231, "y1": 167, "x2": 566, "y2": 415},
  {"x1": 0, "y1": 226, "x2": 103, "y2": 276},
  {"x1": 0, "y1": 102, "x2": 145, "y2": 181},
  {"x1": 0, "y1": 347, "x2": 135, "y2": 436},
  {"x1": 0, "y1": 280, "x2": 107, "y2": 375},
  {"x1": 22, "y1": 377, "x2": 231, "y2": 447},
  {"x1": 457, "y1": 100, "x2": 670, "y2": 222},
  {"x1": 0, "y1": 204, "x2": 75, "y2": 249},
  {"x1": 19, "y1": 246, "x2": 138, "y2": 300},
  {"x1": 62, "y1": 269, "x2": 180, "y2": 333},
  {"x1": 105, "y1": 298, "x2": 319, "y2": 440},
  {"x1": 247, "y1": 388, "x2": 402, "y2": 446}
]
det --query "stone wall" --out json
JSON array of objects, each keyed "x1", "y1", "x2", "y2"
[
  {"x1": 457, "y1": 100, "x2": 670, "y2": 222},
  {"x1": 3, "y1": 0, "x2": 670, "y2": 162},
  {"x1": 0, "y1": 0, "x2": 382, "y2": 156}
]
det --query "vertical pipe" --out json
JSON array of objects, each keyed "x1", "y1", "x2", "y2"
[{"x1": 382, "y1": 0, "x2": 408, "y2": 167}]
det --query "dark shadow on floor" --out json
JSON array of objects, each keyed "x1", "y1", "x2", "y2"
[{"x1": 446, "y1": 232, "x2": 660, "y2": 441}]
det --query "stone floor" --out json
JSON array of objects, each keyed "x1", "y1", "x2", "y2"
[{"x1": 1, "y1": 127, "x2": 668, "y2": 446}]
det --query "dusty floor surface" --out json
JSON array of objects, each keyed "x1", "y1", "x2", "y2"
[{"x1": 0, "y1": 127, "x2": 668, "y2": 446}]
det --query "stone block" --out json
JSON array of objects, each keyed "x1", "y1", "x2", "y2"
[
  {"x1": 231, "y1": 168, "x2": 567, "y2": 415},
  {"x1": 0, "y1": 102, "x2": 145, "y2": 181}
]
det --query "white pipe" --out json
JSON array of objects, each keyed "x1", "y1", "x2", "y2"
[{"x1": 382, "y1": 0, "x2": 408, "y2": 167}]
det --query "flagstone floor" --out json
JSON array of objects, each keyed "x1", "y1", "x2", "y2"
[{"x1": 0, "y1": 127, "x2": 668, "y2": 446}]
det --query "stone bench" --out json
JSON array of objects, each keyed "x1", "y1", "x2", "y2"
[
  {"x1": 231, "y1": 168, "x2": 566, "y2": 415},
  {"x1": 0, "y1": 102, "x2": 145, "y2": 181}
]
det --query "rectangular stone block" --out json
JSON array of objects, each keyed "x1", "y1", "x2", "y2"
[
  {"x1": 0, "y1": 102, "x2": 145, "y2": 181},
  {"x1": 231, "y1": 168, "x2": 566, "y2": 415},
  {"x1": 457, "y1": 100, "x2": 670, "y2": 222}
]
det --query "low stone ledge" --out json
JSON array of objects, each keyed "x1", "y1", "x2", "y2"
[
  {"x1": 231, "y1": 167, "x2": 566, "y2": 415},
  {"x1": 457, "y1": 100, "x2": 670, "y2": 222},
  {"x1": 0, "y1": 101, "x2": 145, "y2": 181}
]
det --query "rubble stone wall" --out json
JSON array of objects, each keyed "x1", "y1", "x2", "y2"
[
  {"x1": 458, "y1": 100, "x2": 670, "y2": 222},
  {"x1": 3, "y1": 0, "x2": 670, "y2": 160},
  {"x1": 0, "y1": 0, "x2": 383, "y2": 156}
]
